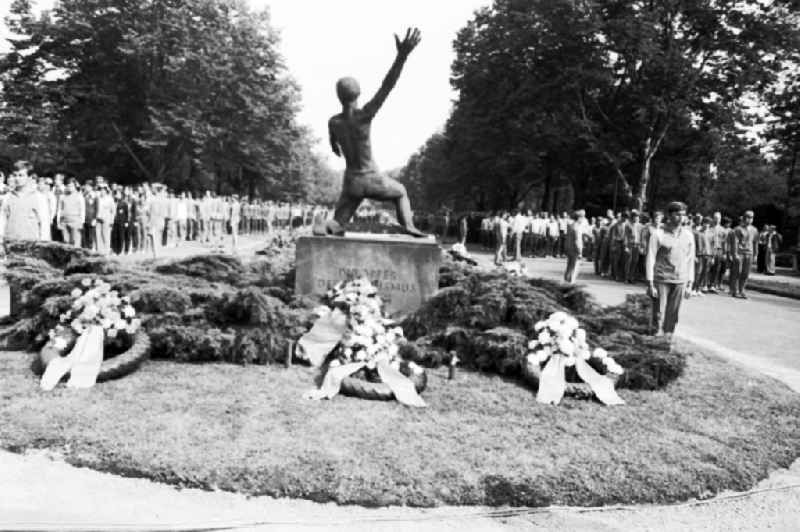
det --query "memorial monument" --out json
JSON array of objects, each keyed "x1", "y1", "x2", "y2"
[
  {"x1": 313, "y1": 27, "x2": 425, "y2": 238},
  {"x1": 299, "y1": 28, "x2": 441, "y2": 315}
]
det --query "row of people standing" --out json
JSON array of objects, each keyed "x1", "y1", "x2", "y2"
[{"x1": 0, "y1": 161, "x2": 330, "y2": 257}]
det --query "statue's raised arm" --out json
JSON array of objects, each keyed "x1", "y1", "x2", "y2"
[{"x1": 361, "y1": 28, "x2": 421, "y2": 119}]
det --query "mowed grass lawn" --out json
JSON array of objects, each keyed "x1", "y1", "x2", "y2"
[{"x1": 1, "y1": 349, "x2": 798, "y2": 507}]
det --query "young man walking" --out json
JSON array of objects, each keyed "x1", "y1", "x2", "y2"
[
  {"x1": 728, "y1": 210, "x2": 759, "y2": 298},
  {"x1": 646, "y1": 202, "x2": 695, "y2": 339}
]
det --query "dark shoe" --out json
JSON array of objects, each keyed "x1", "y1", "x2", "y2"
[{"x1": 739, "y1": 293, "x2": 748, "y2": 299}]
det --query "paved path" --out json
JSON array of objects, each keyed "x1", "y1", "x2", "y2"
[{"x1": 2, "y1": 240, "x2": 799, "y2": 531}]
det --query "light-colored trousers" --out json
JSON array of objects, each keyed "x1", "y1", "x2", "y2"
[{"x1": 651, "y1": 282, "x2": 686, "y2": 334}]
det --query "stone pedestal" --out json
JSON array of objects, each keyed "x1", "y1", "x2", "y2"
[{"x1": 295, "y1": 233, "x2": 441, "y2": 316}]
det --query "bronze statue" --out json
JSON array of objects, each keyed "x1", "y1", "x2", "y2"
[{"x1": 315, "y1": 28, "x2": 426, "y2": 238}]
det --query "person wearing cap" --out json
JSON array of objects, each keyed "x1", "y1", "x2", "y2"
[
  {"x1": 564, "y1": 209, "x2": 588, "y2": 283},
  {"x1": 727, "y1": 210, "x2": 759, "y2": 298},
  {"x1": 646, "y1": 201, "x2": 695, "y2": 338},
  {"x1": 622, "y1": 209, "x2": 643, "y2": 283},
  {"x1": 56, "y1": 179, "x2": 86, "y2": 247}
]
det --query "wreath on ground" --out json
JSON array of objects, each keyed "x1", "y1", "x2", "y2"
[
  {"x1": 33, "y1": 278, "x2": 149, "y2": 388},
  {"x1": 300, "y1": 278, "x2": 427, "y2": 406}
]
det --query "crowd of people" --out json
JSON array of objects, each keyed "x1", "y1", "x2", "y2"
[
  {"x1": 478, "y1": 205, "x2": 781, "y2": 297},
  {"x1": 0, "y1": 160, "x2": 331, "y2": 257}
]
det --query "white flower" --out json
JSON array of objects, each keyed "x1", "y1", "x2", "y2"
[
  {"x1": 564, "y1": 356, "x2": 576, "y2": 367},
  {"x1": 312, "y1": 305, "x2": 330, "y2": 317},
  {"x1": 107, "y1": 328, "x2": 119, "y2": 339},
  {"x1": 81, "y1": 278, "x2": 92, "y2": 287},
  {"x1": 122, "y1": 305, "x2": 136, "y2": 318},
  {"x1": 100, "y1": 318, "x2": 113, "y2": 329},
  {"x1": 557, "y1": 338, "x2": 575, "y2": 356},
  {"x1": 59, "y1": 313, "x2": 70, "y2": 323},
  {"x1": 606, "y1": 361, "x2": 624, "y2": 375},
  {"x1": 549, "y1": 311, "x2": 568, "y2": 324},
  {"x1": 574, "y1": 328, "x2": 586, "y2": 343},
  {"x1": 70, "y1": 288, "x2": 82, "y2": 298},
  {"x1": 538, "y1": 330, "x2": 552, "y2": 344},
  {"x1": 70, "y1": 319, "x2": 84, "y2": 334},
  {"x1": 114, "y1": 319, "x2": 127, "y2": 330},
  {"x1": 534, "y1": 320, "x2": 546, "y2": 331},
  {"x1": 388, "y1": 344, "x2": 399, "y2": 358},
  {"x1": 82, "y1": 305, "x2": 99, "y2": 321},
  {"x1": 564, "y1": 316, "x2": 579, "y2": 331},
  {"x1": 576, "y1": 348, "x2": 590, "y2": 360},
  {"x1": 329, "y1": 359, "x2": 341, "y2": 368},
  {"x1": 409, "y1": 361, "x2": 423, "y2": 375},
  {"x1": 593, "y1": 347, "x2": 608, "y2": 359},
  {"x1": 527, "y1": 339, "x2": 538, "y2": 350},
  {"x1": 130, "y1": 318, "x2": 141, "y2": 330},
  {"x1": 53, "y1": 337, "x2": 68, "y2": 350}
]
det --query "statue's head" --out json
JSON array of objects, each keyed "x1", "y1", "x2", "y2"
[{"x1": 336, "y1": 77, "x2": 360, "y2": 104}]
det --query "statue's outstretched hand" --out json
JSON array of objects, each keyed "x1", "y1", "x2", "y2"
[{"x1": 395, "y1": 27, "x2": 421, "y2": 57}]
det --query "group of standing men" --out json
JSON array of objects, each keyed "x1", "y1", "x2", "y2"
[{"x1": 0, "y1": 160, "x2": 329, "y2": 257}]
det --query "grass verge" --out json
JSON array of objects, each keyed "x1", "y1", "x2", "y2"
[{"x1": 1, "y1": 348, "x2": 798, "y2": 507}]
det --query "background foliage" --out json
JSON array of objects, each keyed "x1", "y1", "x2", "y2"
[
  {"x1": 399, "y1": 0, "x2": 800, "y2": 241},
  {"x1": 0, "y1": 0, "x2": 337, "y2": 200}
]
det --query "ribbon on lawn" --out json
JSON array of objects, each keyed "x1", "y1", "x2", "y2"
[
  {"x1": 536, "y1": 354, "x2": 624, "y2": 406},
  {"x1": 41, "y1": 325, "x2": 104, "y2": 391},
  {"x1": 303, "y1": 361, "x2": 427, "y2": 408},
  {"x1": 296, "y1": 308, "x2": 347, "y2": 367}
]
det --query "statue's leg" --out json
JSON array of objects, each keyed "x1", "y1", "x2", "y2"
[{"x1": 363, "y1": 176, "x2": 426, "y2": 237}]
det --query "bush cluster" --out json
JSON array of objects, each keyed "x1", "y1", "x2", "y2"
[
  {"x1": 401, "y1": 269, "x2": 685, "y2": 391},
  {"x1": 3, "y1": 242, "x2": 684, "y2": 387}
]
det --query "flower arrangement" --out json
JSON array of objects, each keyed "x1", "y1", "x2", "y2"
[
  {"x1": 527, "y1": 311, "x2": 623, "y2": 375},
  {"x1": 48, "y1": 278, "x2": 141, "y2": 351},
  {"x1": 319, "y1": 278, "x2": 422, "y2": 375}
]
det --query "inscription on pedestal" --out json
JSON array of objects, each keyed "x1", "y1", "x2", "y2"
[{"x1": 295, "y1": 234, "x2": 441, "y2": 316}]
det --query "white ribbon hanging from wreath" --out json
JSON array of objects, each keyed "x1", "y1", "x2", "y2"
[
  {"x1": 40, "y1": 325, "x2": 104, "y2": 391},
  {"x1": 536, "y1": 354, "x2": 624, "y2": 406},
  {"x1": 302, "y1": 360, "x2": 426, "y2": 407}
]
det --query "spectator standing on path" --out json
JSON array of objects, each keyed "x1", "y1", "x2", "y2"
[
  {"x1": 709, "y1": 212, "x2": 727, "y2": 293},
  {"x1": 229, "y1": 195, "x2": 241, "y2": 253},
  {"x1": 56, "y1": 179, "x2": 85, "y2": 247},
  {"x1": 564, "y1": 210, "x2": 588, "y2": 284},
  {"x1": 511, "y1": 209, "x2": 527, "y2": 261},
  {"x1": 94, "y1": 183, "x2": 116, "y2": 256},
  {"x1": 82, "y1": 182, "x2": 97, "y2": 251},
  {"x1": 693, "y1": 217, "x2": 715, "y2": 294},
  {"x1": 763, "y1": 225, "x2": 782, "y2": 276},
  {"x1": 728, "y1": 210, "x2": 759, "y2": 299},
  {"x1": 623, "y1": 210, "x2": 643, "y2": 283},
  {"x1": 0, "y1": 166, "x2": 44, "y2": 243},
  {"x1": 646, "y1": 201, "x2": 695, "y2": 339},
  {"x1": 145, "y1": 185, "x2": 170, "y2": 259},
  {"x1": 493, "y1": 212, "x2": 509, "y2": 265},
  {"x1": 37, "y1": 177, "x2": 55, "y2": 241},
  {"x1": 609, "y1": 212, "x2": 627, "y2": 281}
]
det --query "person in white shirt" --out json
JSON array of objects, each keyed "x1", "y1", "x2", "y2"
[
  {"x1": 93, "y1": 183, "x2": 116, "y2": 256},
  {"x1": 510, "y1": 209, "x2": 528, "y2": 261},
  {"x1": 564, "y1": 210, "x2": 589, "y2": 283}
]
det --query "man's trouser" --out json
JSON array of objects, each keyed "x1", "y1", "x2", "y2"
[
  {"x1": 694, "y1": 255, "x2": 712, "y2": 291},
  {"x1": 651, "y1": 282, "x2": 686, "y2": 334},
  {"x1": 623, "y1": 247, "x2": 640, "y2": 282},
  {"x1": 564, "y1": 253, "x2": 580, "y2": 284},
  {"x1": 730, "y1": 254, "x2": 753, "y2": 295},
  {"x1": 94, "y1": 221, "x2": 111, "y2": 255},
  {"x1": 513, "y1": 232, "x2": 523, "y2": 261},
  {"x1": 83, "y1": 223, "x2": 95, "y2": 250},
  {"x1": 494, "y1": 240, "x2": 507, "y2": 265},
  {"x1": 610, "y1": 243, "x2": 622, "y2": 280},
  {"x1": 61, "y1": 224, "x2": 82, "y2": 248}
]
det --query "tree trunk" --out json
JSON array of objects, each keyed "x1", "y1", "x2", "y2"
[
  {"x1": 637, "y1": 136, "x2": 653, "y2": 212},
  {"x1": 541, "y1": 163, "x2": 553, "y2": 213}
]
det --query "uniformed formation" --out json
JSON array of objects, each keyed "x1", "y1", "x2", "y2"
[
  {"x1": 478, "y1": 207, "x2": 779, "y2": 298},
  {"x1": 0, "y1": 160, "x2": 331, "y2": 257}
]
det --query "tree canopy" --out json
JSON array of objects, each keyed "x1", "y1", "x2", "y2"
[
  {"x1": 0, "y1": 0, "x2": 337, "y2": 200},
  {"x1": 401, "y1": 0, "x2": 800, "y2": 219}
]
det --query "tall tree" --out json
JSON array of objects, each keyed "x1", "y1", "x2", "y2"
[{"x1": 0, "y1": 0, "x2": 312, "y2": 199}]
